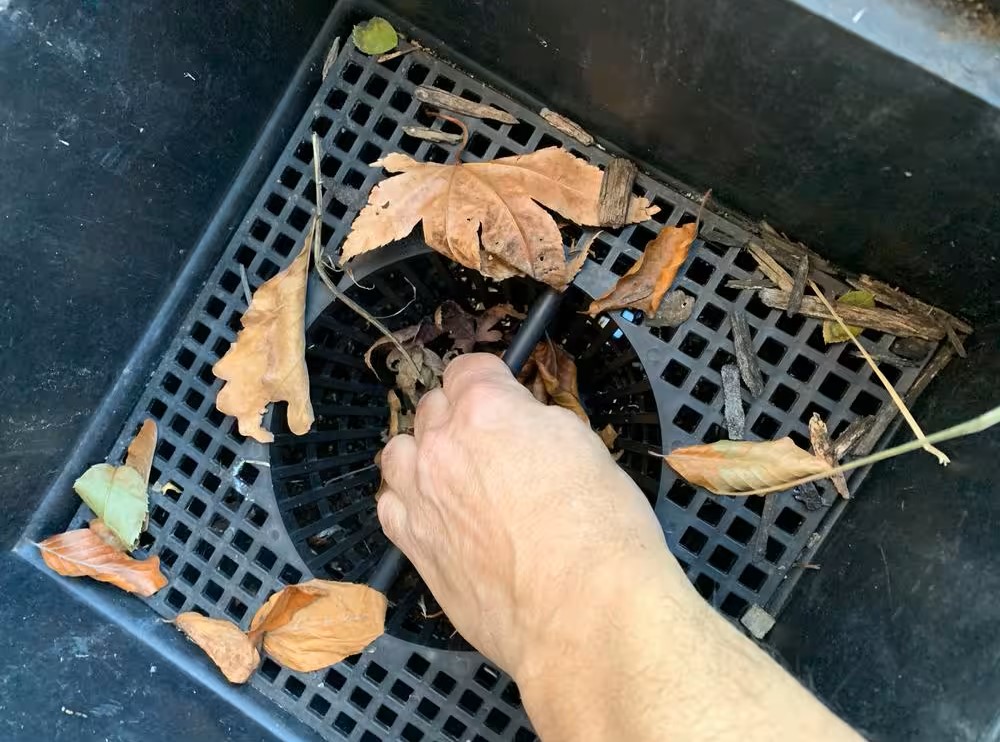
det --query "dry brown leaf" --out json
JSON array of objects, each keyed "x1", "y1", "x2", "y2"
[
  {"x1": 36, "y1": 528, "x2": 167, "y2": 596},
  {"x1": 89, "y1": 518, "x2": 130, "y2": 552},
  {"x1": 598, "y1": 423, "x2": 619, "y2": 450},
  {"x1": 475, "y1": 303, "x2": 525, "y2": 345},
  {"x1": 249, "y1": 580, "x2": 386, "y2": 672},
  {"x1": 434, "y1": 300, "x2": 478, "y2": 353},
  {"x1": 663, "y1": 438, "x2": 830, "y2": 495},
  {"x1": 124, "y1": 419, "x2": 157, "y2": 483},
  {"x1": 341, "y1": 148, "x2": 658, "y2": 287},
  {"x1": 530, "y1": 341, "x2": 589, "y2": 424},
  {"x1": 213, "y1": 239, "x2": 314, "y2": 443},
  {"x1": 587, "y1": 223, "x2": 697, "y2": 317},
  {"x1": 175, "y1": 613, "x2": 260, "y2": 684}
]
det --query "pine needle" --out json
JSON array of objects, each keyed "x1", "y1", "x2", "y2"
[{"x1": 808, "y1": 280, "x2": 949, "y2": 465}]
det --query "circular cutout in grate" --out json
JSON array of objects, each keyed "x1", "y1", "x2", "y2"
[{"x1": 269, "y1": 253, "x2": 662, "y2": 648}]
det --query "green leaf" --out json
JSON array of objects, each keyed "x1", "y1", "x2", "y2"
[
  {"x1": 822, "y1": 289, "x2": 875, "y2": 343},
  {"x1": 351, "y1": 17, "x2": 398, "y2": 55},
  {"x1": 73, "y1": 464, "x2": 148, "y2": 550}
]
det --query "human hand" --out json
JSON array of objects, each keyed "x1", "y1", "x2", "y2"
[{"x1": 377, "y1": 352, "x2": 684, "y2": 677}]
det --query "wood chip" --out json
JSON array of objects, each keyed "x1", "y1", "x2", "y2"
[
  {"x1": 539, "y1": 108, "x2": 594, "y2": 146},
  {"x1": 597, "y1": 157, "x2": 639, "y2": 229},
  {"x1": 891, "y1": 336, "x2": 936, "y2": 361},
  {"x1": 832, "y1": 415, "x2": 875, "y2": 459},
  {"x1": 849, "y1": 274, "x2": 972, "y2": 334},
  {"x1": 644, "y1": 290, "x2": 694, "y2": 328},
  {"x1": 786, "y1": 256, "x2": 808, "y2": 317},
  {"x1": 730, "y1": 310, "x2": 764, "y2": 397},
  {"x1": 853, "y1": 343, "x2": 955, "y2": 455},
  {"x1": 400, "y1": 125, "x2": 464, "y2": 144},
  {"x1": 377, "y1": 42, "x2": 417, "y2": 64},
  {"x1": 321, "y1": 37, "x2": 342, "y2": 81},
  {"x1": 414, "y1": 86, "x2": 518, "y2": 124},
  {"x1": 746, "y1": 239, "x2": 793, "y2": 292},
  {"x1": 808, "y1": 414, "x2": 849, "y2": 499},
  {"x1": 944, "y1": 321, "x2": 968, "y2": 359},
  {"x1": 725, "y1": 277, "x2": 776, "y2": 292},
  {"x1": 754, "y1": 495, "x2": 777, "y2": 563},
  {"x1": 851, "y1": 339, "x2": 921, "y2": 368},
  {"x1": 792, "y1": 482, "x2": 827, "y2": 511},
  {"x1": 721, "y1": 364, "x2": 745, "y2": 440},
  {"x1": 758, "y1": 289, "x2": 946, "y2": 341},
  {"x1": 759, "y1": 221, "x2": 838, "y2": 277}
]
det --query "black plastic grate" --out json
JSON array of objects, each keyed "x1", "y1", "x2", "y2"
[{"x1": 69, "y1": 40, "x2": 941, "y2": 741}]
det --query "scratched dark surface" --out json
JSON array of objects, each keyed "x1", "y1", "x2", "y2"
[{"x1": 0, "y1": 0, "x2": 331, "y2": 550}]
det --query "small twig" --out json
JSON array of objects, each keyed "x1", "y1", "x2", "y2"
[
  {"x1": 238, "y1": 264, "x2": 253, "y2": 305},
  {"x1": 539, "y1": 108, "x2": 594, "y2": 146},
  {"x1": 754, "y1": 495, "x2": 777, "y2": 564},
  {"x1": 321, "y1": 37, "x2": 342, "y2": 81},
  {"x1": 415, "y1": 86, "x2": 518, "y2": 124},
  {"x1": 309, "y1": 132, "x2": 419, "y2": 376},
  {"x1": 401, "y1": 125, "x2": 463, "y2": 144},
  {"x1": 786, "y1": 256, "x2": 808, "y2": 317},
  {"x1": 730, "y1": 310, "x2": 764, "y2": 397},
  {"x1": 809, "y1": 279, "x2": 950, "y2": 465},
  {"x1": 746, "y1": 239, "x2": 794, "y2": 291},
  {"x1": 376, "y1": 42, "x2": 417, "y2": 64},
  {"x1": 833, "y1": 415, "x2": 875, "y2": 459},
  {"x1": 429, "y1": 112, "x2": 468, "y2": 164},
  {"x1": 725, "y1": 277, "x2": 776, "y2": 292},
  {"x1": 721, "y1": 364, "x2": 745, "y2": 440},
  {"x1": 808, "y1": 413, "x2": 850, "y2": 499}
]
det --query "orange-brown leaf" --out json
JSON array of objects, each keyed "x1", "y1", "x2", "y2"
[
  {"x1": 124, "y1": 419, "x2": 157, "y2": 483},
  {"x1": 663, "y1": 438, "x2": 830, "y2": 495},
  {"x1": 587, "y1": 223, "x2": 696, "y2": 317},
  {"x1": 175, "y1": 613, "x2": 260, "y2": 684},
  {"x1": 341, "y1": 148, "x2": 658, "y2": 288},
  {"x1": 248, "y1": 580, "x2": 386, "y2": 672},
  {"x1": 37, "y1": 529, "x2": 167, "y2": 596},
  {"x1": 89, "y1": 518, "x2": 130, "y2": 552},
  {"x1": 531, "y1": 341, "x2": 589, "y2": 424},
  {"x1": 213, "y1": 236, "x2": 314, "y2": 443}
]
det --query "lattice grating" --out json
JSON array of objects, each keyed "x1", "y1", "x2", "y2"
[{"x1": 66, "y1": 40, "x2": 940, "y2": 741}]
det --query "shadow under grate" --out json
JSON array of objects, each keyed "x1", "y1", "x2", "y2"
[{"x1": 65, "y1": 39, "x2": 941, "y2": 742}]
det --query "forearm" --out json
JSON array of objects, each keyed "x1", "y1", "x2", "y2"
[{"x1": 516, "y1": 551, "x2": 860, "y2": 742}]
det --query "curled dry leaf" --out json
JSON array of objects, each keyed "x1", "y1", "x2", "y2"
[
  {"x1": 249, "y1": 580, "x2": 387, "y2": 673},
  {"x1": 587, "y1": 223, "x2": 697, "y2": 317},
  {"x1": 124, "y1": 419, "x2": 157, "y2": 484},
  {"x1": 529, "y1": 341, "x2": 589, "y2": 423},
  {"x1": 663, "y1": 438, "x2": 830, "y2": 495},
  {"x1": 475, "y1": 303, "x2": 525, "y2": 344},
  {"x1": 37, "y1": 527, "x2": 167, "y2": 597},
  {"x1": 175, "y1": 613, "x2": 260, "y2": 684},
  {"x1": 213, "y1": 238, "x2": 314, "y2": 444},
  {"x1": 341, "y1": 148, "x2": 657, "y2": 288}
]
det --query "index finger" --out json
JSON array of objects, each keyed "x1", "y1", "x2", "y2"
[{"x1": 441, "y1": 353, "x2": 518, "y2": 404}]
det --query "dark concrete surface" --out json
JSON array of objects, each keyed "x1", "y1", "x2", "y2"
[{"x1": 0, "y1": 555, "x2": 276, "y2": 741}]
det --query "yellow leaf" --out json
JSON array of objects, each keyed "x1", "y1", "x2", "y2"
[
  {"x1": 213, "y1": 235, "x2": 314, "y2": 443},
  {"x1": 249, "y1": 580, "x2": 386, "y2": 673},
  {"x1": 175, "y1": 613, "x2": 260, "y2": 684},
  {"x1": 663, "y1": 438, "x2": 830, "y2": 495},
  {"x1": 822, "y1": 290, "x2": 875, "y2": 343},
  {"x1": 37, "y1": 528, "x2": 166, "y2": 596},
  {"x1": 341, "y1": 148, "x2": 658, "y2": 288}
]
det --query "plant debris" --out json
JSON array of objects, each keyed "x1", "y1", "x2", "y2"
[
  {"x1": 414, "y1": 86, "x2": 518, "y2": 124},
  {"x1": 787, "y1": 256, "x2": 809, "y2": 317},
  {"x1": 175, "y1": 613, "x2": 260, "y2": 684},
  {"x1": 522, "y1": 340, "x2": 588, "y2": 422},
  {"x1": 36, "y1": 524, "x2": 167, "y2": 597},
  {"x1": 662, "y1": 438, "x2": 829, "y2": 496},
  {"x1": 833, "y1": 415, "x2": 875, "y2": 458},
  {"x1": 248, "y1": 580, "x2": 387, "y2": 672},
  {"x1": 401, "y1": 125, "x2": 464, "y2": 144},
  {"x1": 746, "y1": 239, "x2": 793, "y2": 291},
  {"x1": 586, "y1": 223, "x2": 696, "y2": 316},
  {"x1": 792, "y1": 482, "x2": 827, "y2": 511},
  {"x1": 213, "y1": 235, "x2": 314, "y2": 443},
  {"x1": 730, "y1": 309, "x2": 764, "y2": 398},
  {"x1": 539, "y1": 108, "x2": 594, "y2": 145},
  {"x1": 597, "y1": 157, "x2": 638, "y2": 229},
  {"x1": 760, "y1": 289, "x2": 946, "y2": 341},
  {"x1": 643, "y1": 290, "x2": 695, "y2": 328},
  {"x1": 754, "y1": 494, "x2": 777, "y2": 563},
  {"x1": 721, "y1": 364, "x2": 745, "y2": 440},
  {"x1": 351, "y1": 17, "x2": 398, "y2": 56},
  {"x1": 808, "y1": 414, "x2": 850, "y2": 499},
  {"x1": 821, "y1": 289, "x2": 875, "y2": 343},
  {"x1": 341, "y1": 148, "x2": 657, "y2": 288},
  {"x1": 73, "y1": 420, "x2": 156, "y2": 549}
]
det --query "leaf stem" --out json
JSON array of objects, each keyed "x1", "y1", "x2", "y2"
[
  {"x1": 430, "y1": 112, "x2": 469, "y2": 164},
  {"x1": 808, "y1": 279, "x2": 949, "y2": 465}
]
